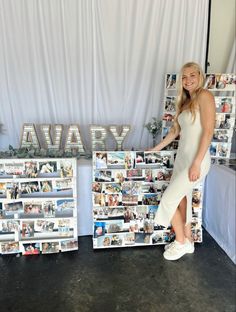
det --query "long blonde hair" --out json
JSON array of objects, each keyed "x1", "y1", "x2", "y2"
[{"x1": 172, "y1": 62, "x2": 205, "y2": 133}]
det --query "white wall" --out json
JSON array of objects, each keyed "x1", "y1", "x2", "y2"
[{"x1": 208, "y1": 0, "x2": 235, "y2": 73}]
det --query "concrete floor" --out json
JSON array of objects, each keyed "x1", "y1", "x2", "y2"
[{"x1": 0, "y1": 229, "x2": 235, "y2": 312}]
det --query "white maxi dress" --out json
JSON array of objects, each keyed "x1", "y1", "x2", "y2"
[{"x1": 154, "y1": 109, "x2": 211, "y2": 228}]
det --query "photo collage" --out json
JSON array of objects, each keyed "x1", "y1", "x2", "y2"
[
  {"x1": 163, "y1": 73, "x2": 236, "y2": 161},
  {"x1": 0, "y1": 158, "x2": 78, "y2": 255},
  {"x1": 92, "y1": 151, "x2": 204, "y2": 249}
]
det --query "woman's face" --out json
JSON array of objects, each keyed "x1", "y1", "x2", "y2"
[{"x1": 182, "y1": 66, "x2": 200, "y2": 94}]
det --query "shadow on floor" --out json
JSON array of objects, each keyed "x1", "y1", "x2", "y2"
[{"x1": 0, "y1": 229, "x2": 235, "y2": 312}]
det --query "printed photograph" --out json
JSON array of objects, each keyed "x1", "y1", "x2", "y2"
[
  {"x1": 215, "y1": 97, "x2": 234, "y2": 113},
  {"x1": 110, "y1": 234, "x2": 123, "y2": 246},
  {"x1": 106, "y1": 194, "x2": 121, "y2": 206},
  {"x1": 40, "y1": 180, "x2": 53, "y2": 193},
  {"x1": 144, "y1": 169, "x2": 157, "y2": 182},
  {"x1": 3, "y1": 201, "x2": 23, "y2": 218},
  {"x1": 192, "y1": 189, "x2": 202, "y2": 208},
  {"x1": 142, "y1": 194, "x2": 160, "y2": 206},
  {"x1": 122, "y1": 181, "x2": 141, "y2": 195},
  {"x1": 215, "y1": 74, "x2": 236, "y2": 90},
  {"x1": 58, "y1": 219, "x2": 72, "y2": 237},
  {"x1": 166, "y1": 73, "x2": 177, "y2": 89},
  {"x1": 107, "y1": 207, "x2": 124, "y2": 219},
  {"x1": 38, "y1": 161, "x2": 59, "y2": 176},
  {"x1": 92, "y1": 182, "x2": 103, "y2": 193},
  {"x1": 107, "y1": 151, "x2": 125, "y2": 168},
  {"x1": 105, "y1": 220, "x2": 123, "y2": 233},
  {"x1": 56, "y1": 199, "x2": 74, "y2": 217},
  {"x1": 96, "y1": 235, "x2": 112, "y2": 247},
  {"x1": 209, "y1": 142, "x2": 217, "y2": 156},
  {"x1": 161, "y1": 152, "x2": 174, "y2": 168},
  {"x1": 126, "y1": 169, "x2": 144, "y2": 181},
  {"x1": 135, "y1": 151, "x2": 145, "y2": 166},
  {"x1": 24, "y1": 161, "x2": 38, "y2": 178},
  {"x1": 0, "y1": 220, "x2": 20, "y2": 233},
  {"x1": 164, "y1": 96, "x2": 176, "y2": 112},
  {"x1": 144, "y1": 152, "x2": 162, "y2": 165},
  {"x1": 143, "y1": 220, "x2": 154, "y2": 233},
  {"x1": 141, "y1": 182, "x2": 158, "y2": 193},
  {"x1": 22, "y1": 201, "x2": 43, "y2": 217},
  {"x1": 205, "y1": 74, "x2": 216, "y2": 89},
  {"x1": 94, "y1": 170, "x2": 113, "y2": 182},
  {"x1": 147, "y1": 205, "x2": 158, "y2": 219},
  {"x1": 20, "y1": 181, "x2": 40, "y2": 195},
  {"x1": 4, "y1": 162, "x2": 24, "y2": 176},
  {"x1": 213, "y1": 129, "x2": 232, "y2": 143},
  {"x1": 112, "y1": 169, "x2": 126, "y2": 183},
  {"x1": 1, "y1": 242, "x2": 20, "y2": 254},
  {"x1": 35, "y1": 220, "x2": 55, "y2": 232},
  {"x1": 122, "y1": 194, "x2": 138, "y2": 206},
  {"x1": 60, "y1": 159, "x2": 73, "y2": 178},
  {"x1": 136, "y1": 206, "x2": 148, "y2": 221},
  {"x1": 61, "y1": 239, "x2": 78, "y2": 252},
  {"x1": 22, "y1": 243, "x2": 40, "y2": 255},
  {"x1": 124, "y1": 232, "x2": 135, "y2": 245},
  {"x1": 104, "y1": 183, "x2": 122, "y2": 194},
  {"x1": 42, "y1": 242, "x2": 60, "y2": 254},
  {"x1": 124, "y1": 151, "x2": 135, "y2": 169},
  {"x1": 94, "y1": 152, "x2": 108, "y2": 169},
  {"x1": 216, "y1": 142, "x2": 230, "y2": 158},
  {"x1": 54, "y1": 178, "x2": 73, "y2": 195},
  {"x1": 43, "y1": 200, "x2": 56, "y2": 217},
  {"x1": 6, "y1": 183, "x2": 20, "y2": 199},
  {"x1": 94, "y1": 221, "x2": 106, "y2": 238},
  {"x1": 93, "y1": 207, "x2": 109, "y2": 219},
  {"x1": 152, "y1": 232, "x2": 163, "y2": 244},
  {"x1": 93, "y1": 193, "x2": 106, "y2": 206},
  {"x1": 21, "y1": 221, "x2": 35, "y2": 238},
  {"x1": 135, "y1": 232, "x2": 151, "y2": 244},
  {"x1": 124, "y1": 207, "x2": 136, "y2": 223}
]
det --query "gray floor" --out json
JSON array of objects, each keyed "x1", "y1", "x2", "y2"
[{"x1": 0, "y1": 229, "x2": 235, "y2": 312}]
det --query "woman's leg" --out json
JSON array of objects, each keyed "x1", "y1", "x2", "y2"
[
  {"x1": 171, "y1": 208, "x2": 185, "y2": 244},
  {"x1": 178, "y1": 196, "x2": 192, "y2": 241}
]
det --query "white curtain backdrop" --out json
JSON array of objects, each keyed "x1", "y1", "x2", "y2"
[{"x1": 0, "y1": 0, "x2": 209, "y2": 151}]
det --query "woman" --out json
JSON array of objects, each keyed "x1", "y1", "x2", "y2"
[{"x1": 151, "y1": 62, "x2": 215, "y2": 260}]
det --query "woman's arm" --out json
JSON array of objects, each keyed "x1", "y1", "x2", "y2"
[
  {"x1": 189, "y1": 90, "x2": 216, "y2": 181},
  {"x1": 149, "y1": 125, "x2": 180, "y2": 152}
]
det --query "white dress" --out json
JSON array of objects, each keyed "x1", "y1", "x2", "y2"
[{"x1": 154, "y1": 110, "x2": 211, "y2": 227}]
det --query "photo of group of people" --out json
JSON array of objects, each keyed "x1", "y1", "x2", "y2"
[
  {"x1": 0, "y1": 159, "x2": 74, "y2": 179},
  {"x1": 0, "y1": 158, "x2": 78, "y2": 255},
  {"x1": 92, "y1": 151, "x2": 204, "y2": 249}
]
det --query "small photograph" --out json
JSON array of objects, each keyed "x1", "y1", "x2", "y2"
[
  {"x1": 24, "y1": 161, "x2": 38, "y2": 178},
  {"x1": 164, "y1": 96, "x2": 176, "y2": 112},
  {"x1": 209, "y1": 142, "x2": 217, "y2": 156},
  {"x1": 144, "y1": 152, "x2": 162, "y2": 165},
  {"x1": 6, "y1": 183, "x2": 20, "y2": 199},
  {"x1": 43, "y1": 200, "x2": 56, "y2": 217},
  {"x1": 107, "y1": 151, "x2": 125, "y2": 168},
  {"x1": 60, "y1": 159, "x2": 73, "y2": 178},
  {"x1": 94, "y1": 170, "x2": 113, "y2": 182},
  {"x1": 215, "y1": 97, "x2": 234, "y2": 113},
  {"x1": 162, "y1": 113, "x2": 175, "y2": 127},
  {"x1": 192, "y1": 189, "x2": 202, "y2": 209},
  {"x1": 96, "y1": 235, "x2": 112, "y2": 247},
  {"x1": 0, "y1": 183, "x2": 6, "y2": 197},
  {"x1": 54, "y1": 178, "x2": 73, "y2": 193},
  {"x1": 40, "y1": 180, "x2": 53, "y2": 193},
  {"x1": 93, "y1": 193, "x2": 106, "y2": 206},
  {"x1": 215, "y1": 113, "x2": 235, "y2": 129},
  {"x1": 20, "y1": 181, "x2": 40, "y2": 195},
  {"x1": 148, "y1": 205, "x2": 158, "y2": 219},
  {"x1": 141, "y1": 182, "x2": 158, "y2": 193},
  {"x1": 56, "y1": 199, "x2": 74, "y2": 217},
  {"x1": 192, "y1": 228, "x2": 202, "y2": 242},
  {"x1": 0, "y1": 203, "x2": 3, "y2": 219},
  {"x1": 166, "y1": 74, "x2": 177, "y2": 89},
  {"x1": 110, "y1": 234, "x2": 123, "y2": 246},
  {"x1": 22, "y1": 243, "x2": 40, "y2": 255},
  {"x1": 156, "y1": 181, "x2": 169, "y2": 194},
  {"x1": 136, "y1": 206, "x2": 148, "y2": 221},
  {"x1": 0, "y1": 220, "x2": 20, "y2": 233},
  {"x1": 135, "y1": 232, "x2": 151, "y2": 244},
  {"x1": 105, "y1": 220, "x2": 123, "y2": 233},
  {"x1": 157, "y1": 169, "x2": 173, "y2": 181},
  {"x1": 164, "y1": 141, "x2": 179, "y2": 150},
  {"x1": 113, "y1": 169, "x2": 126, "y2": 183},
  {"x1": 205, "y1": 74, "x2": 216, "y2": 89},
  {"x1": 124, "y1": 232, "x2": 135, "y2": 245},
  {"x1": 61, "y1": 239, "x2": 78, "y2": 252},
  {"x1": 107, "y1": 207, "x2": 124, "y2": 219},
  {"x1": 213, "y1": 129, "x2": 232, "y2": 143},
  {"x1": 58, "y1": 219, "x2": 71, "y2": 237},
  {"x1": 124, "y1": 207, "x2": 137, "y2": 223},
  {"x1": 126, "y1": 169, "x2": 144, "y2": 181},
  {"x1": 143, "y1": 220, "x2": 154, "y2": 233},
  {"x1": 163, "y1": 230, "x2": 175, "y2": 243},
  {"x1": 144, "y1": 169, "x2": 156, "y2": 182},
  {"x1": 0, "y1": 163, "x2": 5, "y2": 175},
  {"x1": 135, "y1": 152, "x2": 145, "y2": 166},
  {"x1": 106, "y1": 194, "x2": 121, "y2": 206},
  {"x1": 92, "y1": 182, "x2": 103, "y2": 193},
  {"x1": 42, "y1": 242, "x2": 60, "y2": 254},
  {"x1": 152, "y1": 232, "x2": 163, "y2": 244},
  {"x1": 93, "y1": 207, "x2": 109, "y2": 219},
  {"x1": 23, "y1": 202, "x2": 43, "y2": 217},
  {"x1": 21, "y1": 221, "x2": 35, "y2": 238},
  {"x1": 122, "y1": 181, "x2": 141, "y2": 195},
  {"x1": 216, "y1": 142, "x2": 230, "y2": 158},
  {"x1": 94, "y1": 152, "x2": 108, "y2": 169},
  {"x1": 3, "y1": 201, "x2": 23, "y2": 217},
  {"x1": 4, "y1": 162, "x2": 24, "y2": 176},
  {"x1": 128, "y1": 221, "x2": 140, "y2": 232},
  {"x1": 104, "y1": 183, "x2": 122, "y2": 194},
  {"x1": 94, "y1": 221, "x2": 106, "y2": 238},
  {"x1": 122, "y1": 194, "x2": 138, "y2": 206},
  {"x1": 142, "y1": 194, "x2": 160, "y2": 206},
  {"x1": 161, "y1": 152, "x2": 174, "y2": 168},
  {"x1": 38, "y1": 161, "x2": 58, "y2": 176},
  {"x1": 215, "y1": 74, "x2": 236, "y2": 90},
  {"x1": 35, "y1": 219, "x2": 55, "y2": 232},
  {"x1": 1, "y1": 242, "x2": 20, "y2": 254},
  {"x1": 124, "y1": 151, "x2": 135, "y2": 169}
]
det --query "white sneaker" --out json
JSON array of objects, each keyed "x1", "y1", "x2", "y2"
[
  {"x1": 164, "y1": 238, "x2": 194, "y2": 252},
  {"x1": 163, "y1": 239, "x2": 194, "y2": 261}
]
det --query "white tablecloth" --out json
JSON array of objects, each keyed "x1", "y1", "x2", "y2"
[{"x1": 203, "y1": 164, "x2": 236, "y2": 264}]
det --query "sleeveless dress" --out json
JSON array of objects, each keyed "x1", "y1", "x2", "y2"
[{"x1": 154, "y1": 109, "x2": 211, "y2": 227}]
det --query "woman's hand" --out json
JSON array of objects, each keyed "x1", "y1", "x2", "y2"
[{"x1": 189, "y1": 162, "x2": 201, "y2": 182}]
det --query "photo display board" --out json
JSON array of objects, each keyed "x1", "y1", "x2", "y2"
[
  {"x1": 0, "y1": 158, "x2": 78, "y2": 255},
  {"x1": 163, "y1": 73, "x2": 236, "y2": 161},
  {"x1": 92, "y1": 151, "x2": 203, "y2": 249}
]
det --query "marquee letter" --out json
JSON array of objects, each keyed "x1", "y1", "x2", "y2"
[
  {"x1": 20, "y1": 123, "x2": 40, "y2": 148},
  {"x1": 64, "y1": 124, "x2": 85, "y2": 152},
  {"x1": 109, "y1": 125, "x2": 131, "y2": 150},
  {"x1": 41, "y1": 124, "x2": 63, "y2": 149},
  {"x1": 90, "y1": 125, "x2": 107, "y2": 151}
]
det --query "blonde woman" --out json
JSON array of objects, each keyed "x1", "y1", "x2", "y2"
[{"x1": 151, "y1": 62, "x2": 215, "y2": 260}]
